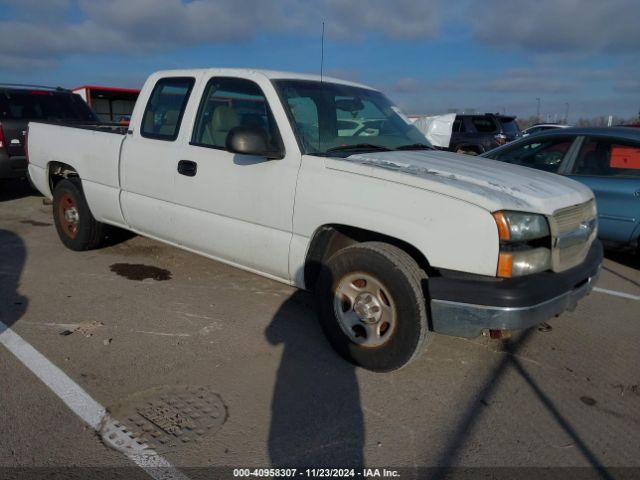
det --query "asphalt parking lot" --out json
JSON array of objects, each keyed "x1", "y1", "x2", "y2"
[{"x1": 1, "y1": 179, "x2": 639, "y2": 479}]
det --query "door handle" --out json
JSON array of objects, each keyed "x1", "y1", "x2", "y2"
[{"x1": 177, "y1": 160, "x2": 197, "y2": 177}]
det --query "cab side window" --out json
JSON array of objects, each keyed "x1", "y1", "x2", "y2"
[
  {"x1": 141, "y1": 77, "x2": 195, "y2": 141},
  {"x1": 191, "y1": 77, "x2": 281, "y2": 151},
  {"x1": 492, "y1": 136, "x2": 574, "y2": 172},
  {"x1": 572, "y1": 138, "x2": 640, "y2": 178}
]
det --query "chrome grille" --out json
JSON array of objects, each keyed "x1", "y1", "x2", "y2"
[{"x1": 549, "y1": 200, "x2": 597, "y2": 272}]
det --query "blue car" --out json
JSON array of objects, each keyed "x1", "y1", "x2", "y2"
[{"x1": 483, "y1": 127, "x2": 640, "y2": 258}]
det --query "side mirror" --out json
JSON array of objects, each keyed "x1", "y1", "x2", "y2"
[{"x1": 225, "y1": 126, "x2": 283, "y2": 159}]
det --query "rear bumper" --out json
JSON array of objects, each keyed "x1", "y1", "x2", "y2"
[
  {"x1": 429, "y1": 240, "x2": 603, "y2": 338},
  {"x1": 0, "y1": 153, "x2": 28, "y2": 179}
]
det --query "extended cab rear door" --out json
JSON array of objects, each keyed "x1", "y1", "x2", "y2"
[
  {"x1": 173, "y1": 73, "x2": 300, "y2": 282},
  {"x1": 120, "y1": 75, "x2": 198, "y2": 242}
]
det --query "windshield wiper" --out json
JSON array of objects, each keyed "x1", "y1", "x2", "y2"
[
  {"x1": 325, "y1": 143, "x2": 392, "y2": 154},
  {"x1": 395, "y1": 143, "x2": 434, "y2": 151}
]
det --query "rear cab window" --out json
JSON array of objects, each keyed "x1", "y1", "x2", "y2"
[
  {"x1": 140, "y1": 77, "x2": 195, "y2": 141},
  {"x1": 470, "y1": 116, "x2": 498, "y2": 133},
  {"x1": 572, "y1": 138, "x2": 640, "y2": 178}
]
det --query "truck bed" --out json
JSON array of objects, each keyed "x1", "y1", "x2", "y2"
[
  {"x1": 27, "y1": 120, "x2": 128, "y2": 227},
  {"x1": 30, "y1": 120, "x2": 128, "y2": 135}
]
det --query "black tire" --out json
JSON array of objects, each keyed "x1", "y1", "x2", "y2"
[
  {"x1": 315, "y1": 241, "x2": 431, "y2": 372},
  {"x1": 52, "y1": 178, "x2": 105, "y2": 251}
]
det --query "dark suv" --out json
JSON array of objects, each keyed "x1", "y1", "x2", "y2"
[
  {"x1": 0, "y1": 84, "x2": 98, "y2": 181},
  {"x1": 449, "y1": 113, "x2": 521, "y2": 155}
]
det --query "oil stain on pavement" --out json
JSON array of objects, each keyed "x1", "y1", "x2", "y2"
[{"x1": 109, "y1": 263, "x2": 172, "y2": 281}]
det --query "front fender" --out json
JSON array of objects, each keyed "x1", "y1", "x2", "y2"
[{"x1": 289, "y1": 159, "x2": 500, "y2": 286}]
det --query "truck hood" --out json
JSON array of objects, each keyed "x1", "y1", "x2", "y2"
[{"x1": 324, "y1": 150, "x2": 593, "y2": 214}]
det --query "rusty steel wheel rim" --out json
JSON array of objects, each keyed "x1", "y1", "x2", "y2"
[
  {"x1": 58, "y1": 192, "x2": 80, "y2": 239},
  {"x1": 333, "y1": 272, "x2": 397, "y2": 348}
]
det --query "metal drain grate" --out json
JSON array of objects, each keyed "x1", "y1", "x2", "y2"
[{"x1": 100, "y1": 385, "x2": 227, "y2": 454}]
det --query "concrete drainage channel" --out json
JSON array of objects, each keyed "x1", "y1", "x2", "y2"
[{"x1": 100, "y1": 385, "x2": 227, "y2": 455}]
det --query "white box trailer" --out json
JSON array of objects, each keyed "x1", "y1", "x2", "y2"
[{"x1": 410, "y1": 113, "x2": 456, "y2": 148}]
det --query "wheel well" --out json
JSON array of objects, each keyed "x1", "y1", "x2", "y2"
[
  {"x1": 303, "y1": 224, "x2": 433, "y2": 290},
  {"x1": 48, "y1": 162, "x2": 79, "y2": 192}
]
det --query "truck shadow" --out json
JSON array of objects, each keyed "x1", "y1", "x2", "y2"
[
  {"x1": 0, "y1": 229, "x2": 28, "y2": 330},
  {"x1": 431, "y1": 329, "x2": 614, "y2": 480},
  {"x1": 604, "y1": 249, "x2": 639, "y2": 271},
  {"x1": 0, "y1": 179, "x2": 40, "y2": 202},
  {"x1": 265, "y1": 289, "x2": 365, "y2": 469},
  {"x1": 601, "y1": 264, "x2": 640, "y2": 288}
]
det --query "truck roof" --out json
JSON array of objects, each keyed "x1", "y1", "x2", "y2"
[{"x1": 150, "y1": 68, "x2": 375, "y2": 91}]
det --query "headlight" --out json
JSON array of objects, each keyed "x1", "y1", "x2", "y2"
[
  {"x1": 493, "y1": 211, "x2": 552, "y2": 277},
  {"x1": 497, "y1": 247, "x2": 551, "y2": 277},
  {"x1": 492, "y1": 211, "x2": 550, "y2": 242}
]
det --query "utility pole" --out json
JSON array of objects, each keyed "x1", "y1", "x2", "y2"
[
  {"x1": 564, "y1": 103, "x2": 570, "y2": 124},
  {"x1": 535, "y1": 97, "x2": 541, "y2": 122}
]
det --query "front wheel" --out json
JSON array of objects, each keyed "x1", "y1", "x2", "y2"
[
  {"x1": 316, "y1": 242, "x2": 432, "y2": 372},
  {"x1": 53, "y1": 178, "x2": 105, "y2": 251}
]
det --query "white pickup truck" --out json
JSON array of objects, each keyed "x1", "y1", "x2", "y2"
[{"x1": 28, "y1": 68, "x2": 602, "y2": 371}]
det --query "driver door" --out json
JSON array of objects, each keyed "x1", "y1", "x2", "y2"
[{"x1": 171, "y1": 75, "x2": 300, "y2": 281}]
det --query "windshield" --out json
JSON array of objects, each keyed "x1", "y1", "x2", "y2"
[
  {"x1": 0, "y1": 90, "x2": 98, "y2": 122},
  {"x1": 273, "y1": 80, "x2": 431, "y2": 156}
]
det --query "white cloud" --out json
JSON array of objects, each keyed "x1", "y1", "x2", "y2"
[
  {"x1": 320, "y1": 0, "x2": 441, "y2": 40},
  {"x1": 470, "y1": 0, "x2": 640, "y2": 54},
  {"x1": 2, "y1": 0, "x2": 638, "y2": 70},
  {"x1": 0, "y1": 0, "x2": 442, "y2": 69},
  {"x1": 1, "y1": 0, "x2": 638, "y2": 120},
  {"x1": 386, "y1": 64, "x2": 640, "y2": 120}
]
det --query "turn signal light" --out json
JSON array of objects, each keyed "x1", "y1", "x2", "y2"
[
  {"x1": 492, "y1": 212, "x2": 511, "y2": 241},
  {"x1": 497, "y1": 252, "x2": 513, "y2": 278}
]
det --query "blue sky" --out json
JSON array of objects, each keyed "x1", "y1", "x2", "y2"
[{"x1": 1, "y1": 0, "x2": 639, "y2": 121}]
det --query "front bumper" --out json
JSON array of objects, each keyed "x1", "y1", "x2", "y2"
[{"x1": 429, "y1": 240, "x2": 603, "y2": 338}]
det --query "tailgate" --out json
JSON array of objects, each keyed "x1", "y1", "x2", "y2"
[{"x1": 1, "y1": 119, "x2": 27, "y2": 157}]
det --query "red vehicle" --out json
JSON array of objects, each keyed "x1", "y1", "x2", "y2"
[{"x1": 72, "y1": 85, "x2": 140, "y2": 125}]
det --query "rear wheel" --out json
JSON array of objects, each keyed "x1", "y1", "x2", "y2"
[
  {"x1": 53, "y1": 178, "x2": 105, "y2": 251},
  {"x1": 316, "y1": 242, "x2": 432, "y2": 372}
]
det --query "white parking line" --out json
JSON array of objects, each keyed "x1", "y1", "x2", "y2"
[
  {"x1": 0, "y1": 321, "x2": 190, "y2": 480},
  {"x1": 593, "y1": 287, "x2": 640, "y2": 301}
]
